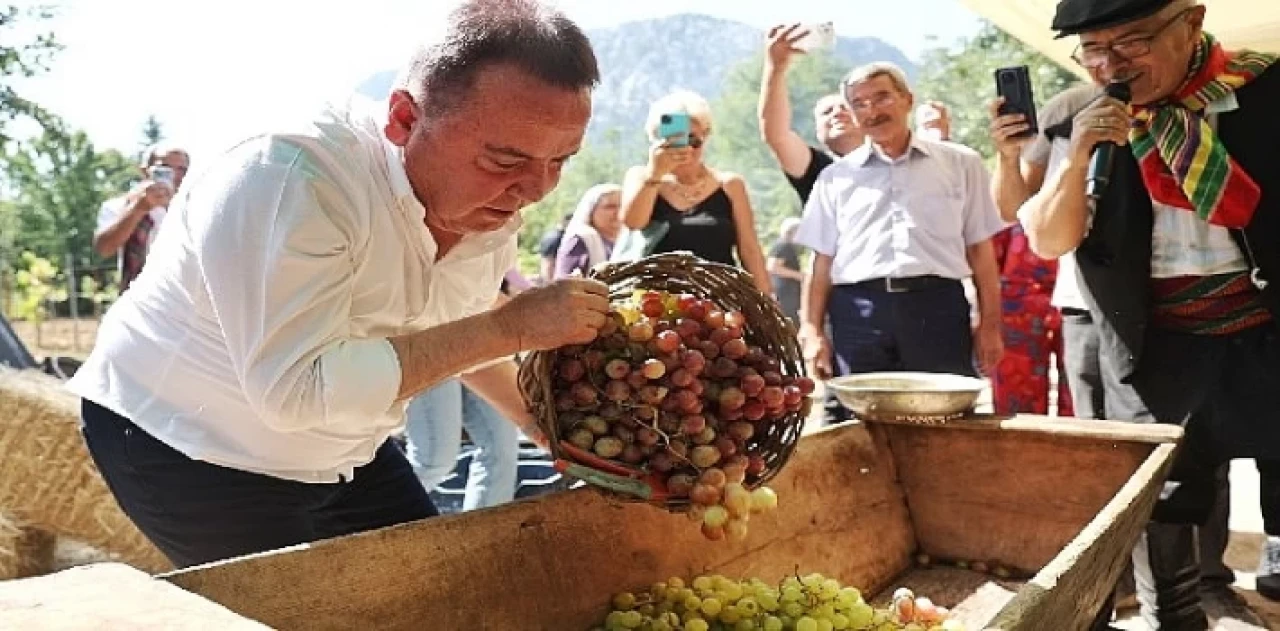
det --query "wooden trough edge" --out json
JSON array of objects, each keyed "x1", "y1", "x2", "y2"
[
  {"x1": 865, "y1": 414, "x2": 1184, "y2": 446},
  {"x1": 985, "y1": 440, "x2": 1181, "y2": 631}
]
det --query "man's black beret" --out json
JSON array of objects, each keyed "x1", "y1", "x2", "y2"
[{"x1": 1052, "y1": 0, "x2": 1173, "y2": 38}]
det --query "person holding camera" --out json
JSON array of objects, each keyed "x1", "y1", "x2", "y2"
[
  {"x1": 92, "y1": 144, "x2": 189, "y2": 290},
  {"x1": 1022, "y1": 0, "x2": 1280, "y2": 626},
  {"x1": 617, "y1": 90, "x2": 772, "y2": 295}
]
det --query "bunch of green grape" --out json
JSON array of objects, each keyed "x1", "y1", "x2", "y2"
[{"x1": 594, "y1": 572, "x2": 965, "y2": 631}]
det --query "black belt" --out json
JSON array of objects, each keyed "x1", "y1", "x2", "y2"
[{"x1": 846, "y1": 275, "x2": 957, "y2": 293}]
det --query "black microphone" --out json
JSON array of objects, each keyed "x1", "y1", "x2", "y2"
[{"x1": 1085, "y1": 81, "x2": 1133, "y2": 201}]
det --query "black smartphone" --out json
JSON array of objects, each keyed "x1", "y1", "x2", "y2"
[{"x1": 995, "y1": 65, "x2": 1038, "y2": 139}]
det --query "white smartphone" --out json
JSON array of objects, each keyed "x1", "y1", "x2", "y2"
[
  {"x1": 150, "y1": 165, "x2": 175, "y2": 187},
  {"x1": 794, "y1": 22, "x2": 835, "y2": 52}
]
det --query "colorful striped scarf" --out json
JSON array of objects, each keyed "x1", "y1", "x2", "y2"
[{"x1": 1130, "y1": 33, "x2": 1276, "y2": 229}]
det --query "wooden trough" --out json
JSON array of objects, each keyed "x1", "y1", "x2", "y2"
[{"x1": 158, "y1": 416, "x2": 1180, "y2": 631}]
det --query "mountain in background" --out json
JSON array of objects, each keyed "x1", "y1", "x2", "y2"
[{"x1": 355, "y1": 13, "x2": 915, "y2": 138}]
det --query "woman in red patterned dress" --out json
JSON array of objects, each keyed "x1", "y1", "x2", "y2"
[{"x1": 990, "y1": 225, "x2": 1073, "y2": 416}]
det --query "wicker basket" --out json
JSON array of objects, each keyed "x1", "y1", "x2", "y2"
[{"x1": 518, "y1": 252, "x2": 810, "y2": 511}]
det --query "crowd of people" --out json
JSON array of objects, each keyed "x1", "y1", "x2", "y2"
[{"x1": 67, "y1": 0, "x2": 1280, "y2": 628}]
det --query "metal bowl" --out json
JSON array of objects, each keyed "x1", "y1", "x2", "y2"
[{"x1": 826, "y1": 372, "x2": 987, "y2": 423}]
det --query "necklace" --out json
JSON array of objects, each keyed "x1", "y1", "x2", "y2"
[{"x1": 664, "y1": 168, "x2": 712, "y2": 207}]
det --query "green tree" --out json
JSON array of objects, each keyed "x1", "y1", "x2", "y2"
[
  {"x1": 913, "y1": 20, "x2": 1081, "y2": 159},
  {"x1": 5, "y1": 119, "x2": 136, "y2": 268},
  {"x1": 0, "y1": 4, "x2": 61, "y2": 146},
  {"x1": 139, "y1": 114, "x2": 164, "y2": 151}
]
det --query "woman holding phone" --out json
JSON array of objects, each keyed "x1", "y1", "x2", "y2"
[{"x1": 617, "y1": 90, "x2": 772, "y2": 295}]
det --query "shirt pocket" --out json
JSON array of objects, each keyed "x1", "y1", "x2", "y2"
[
  {"x1": 902, "y1": 174, "x2": 964, "y2": 241},
  {"x1": 834, "y1": 186, "x2": 885, "y2": 232}
]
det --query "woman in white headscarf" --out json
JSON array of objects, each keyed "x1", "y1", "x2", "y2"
[{"x1": 554, "y1": 183, "x2": 622, "y2": 278}]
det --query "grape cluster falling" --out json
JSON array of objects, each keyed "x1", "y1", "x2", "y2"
[{"x1": 552, "y1": 289, "x2": 814, "y2": 540}]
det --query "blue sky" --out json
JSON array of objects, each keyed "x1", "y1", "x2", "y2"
[{"x1": 10, "y1": 0, "x2": 983, "y2": 158}]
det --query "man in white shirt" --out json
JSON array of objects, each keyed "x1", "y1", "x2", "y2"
[
  {"x1": 93, "y1": 144, "x2": 190, "y2": 290},
  {"x1": 795, "y1": 62, "x2": 1005, "y2": 423},
  {"x1": 67, "y1": 0, "x2": 610, "y2": 569}
]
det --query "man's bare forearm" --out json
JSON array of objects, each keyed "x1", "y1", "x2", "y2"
[
  {"x1": 966, "y1": 241, "x2": 1001, "y2": 329},
  {"x1": 94, "y1": 201, "x2": 149, "y2": 256},
  {"x1": 800, "y1": 254, "x2": 833, "y2": 333},
  {"x1": 1020, "y1": 160, "x2": 1091, "y2": 260},
  {"x1": 992, "y1": 154, "x2": 1031, "y2": 223},
  {"x1": 389, "y1": 311, "x2": 519, "y2": 400}
]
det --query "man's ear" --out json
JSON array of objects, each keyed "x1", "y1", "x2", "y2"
[{"x1": 385, "y1": 90, "x2": 419, "y2": 147}]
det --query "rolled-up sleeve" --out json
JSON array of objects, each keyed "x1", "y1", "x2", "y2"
[
  {"x1": 794, "y1": 171, "x2": 839, "y2": 256},
  {"x1": 960, "y1": 155, "x2": 1007, "y2": 245},
  {"x1": 190, "y1": 140, "x2": 401, "y2": 433}
]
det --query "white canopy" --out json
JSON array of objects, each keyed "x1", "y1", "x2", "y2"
[{"x1": 957, "y1": 0, "x2": 1280, "y2": 79}]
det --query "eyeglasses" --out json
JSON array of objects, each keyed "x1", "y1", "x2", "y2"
[
  {"x1": 1071, "y1": 8, "x2": 1191, "y2": 69},
  {"x1": 843, "y1": 91, "x2": 898, "y2": 112}
]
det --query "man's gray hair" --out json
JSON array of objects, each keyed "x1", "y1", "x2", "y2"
[
  {"x1": 842, "y1": 62, "x2": 912, "y2": 96},
  {"x1": 140, "y1": 143, "x2": 188, "y2": 168},
  {"x1": 394, "y1": 0, "x2": 600, "y2": 115}
]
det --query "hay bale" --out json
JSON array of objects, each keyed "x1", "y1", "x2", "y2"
[
  {"x1": 0, "y1": 512, "x2": 55, "y2": 580},
  {"x1": 0, "y1": 511, "x2": 21, "y2": 579},
  {"x1": 0, "y1": 368, "x2": 171, "y2": 573}
]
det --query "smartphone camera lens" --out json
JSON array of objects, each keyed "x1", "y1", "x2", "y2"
[{"x1": 660, "y1": 115, "x2": 672, "y2": 124}]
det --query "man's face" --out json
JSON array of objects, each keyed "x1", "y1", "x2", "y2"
[
  {"x1": 813, "y1": 94, "x2": 859, "y2": 152},
  {"x1": 385, "y1": 63, "x2": 592, "y2": 238},
  {"x1": 149, "y1": 150, "x2": 190, "y2": 190},
  {"x1": 1076, "y1": 5, "x2": 1205, "y2": 105},
  {"x1": 845, "y1": 74, "x2": 914, "y2": 144}
]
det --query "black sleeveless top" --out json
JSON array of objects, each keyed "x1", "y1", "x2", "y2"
[{"x1": 651, "y1": 188, "x2": 738, "y2": 266}]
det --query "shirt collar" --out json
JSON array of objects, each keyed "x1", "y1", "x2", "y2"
[
  {"x1": 375, "y1": 111, "x2": 522, "y2": 261},
  {"x1": 1206, "y1": 92, "x2": 1239, "y2": 114},
  {"x1": 851, "y1": 132, "x2": 933, "y2": 166}
]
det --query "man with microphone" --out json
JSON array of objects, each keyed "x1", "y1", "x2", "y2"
[{"x1": 1020, "y1": 0, "x2": 1280, "y2": 627}]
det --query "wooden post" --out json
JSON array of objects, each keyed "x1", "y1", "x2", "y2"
[{"x1": 65, "y1": 253, "x2": 79, "y2": 354}]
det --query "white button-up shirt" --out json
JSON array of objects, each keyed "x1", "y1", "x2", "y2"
[
  {"x1": 795, "y1": 135, "x2": 1004, "y2": 285},
  {"x1": 67, "y1": 97, "x2": 518, "y2": 483}
]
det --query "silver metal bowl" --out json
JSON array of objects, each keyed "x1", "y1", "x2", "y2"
[{"x1": 826, "y1": 372, "x2": 987, "y2": 423}]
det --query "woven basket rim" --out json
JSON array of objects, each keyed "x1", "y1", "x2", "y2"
[{"x1": 517, "y1": 252, "x2": 810, "y2": 510}]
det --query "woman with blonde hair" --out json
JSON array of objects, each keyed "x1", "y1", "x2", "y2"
[
  {"x1": 554, "y1": 183, "x2": 622, "y2": 278},
  {"x1": 617, "y1": 90, "x2": 772, "y2": 294}
]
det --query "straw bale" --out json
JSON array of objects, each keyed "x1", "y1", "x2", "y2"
[
  {"x1": 0, "y1": 512, "x2": 55, "y2": 580},
  {"x1": 0, "y1": 368, "x2": 171, "y2": 573},
  {"x1": 0, "y1": 512, "x2": 20, "y2": 579}
]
